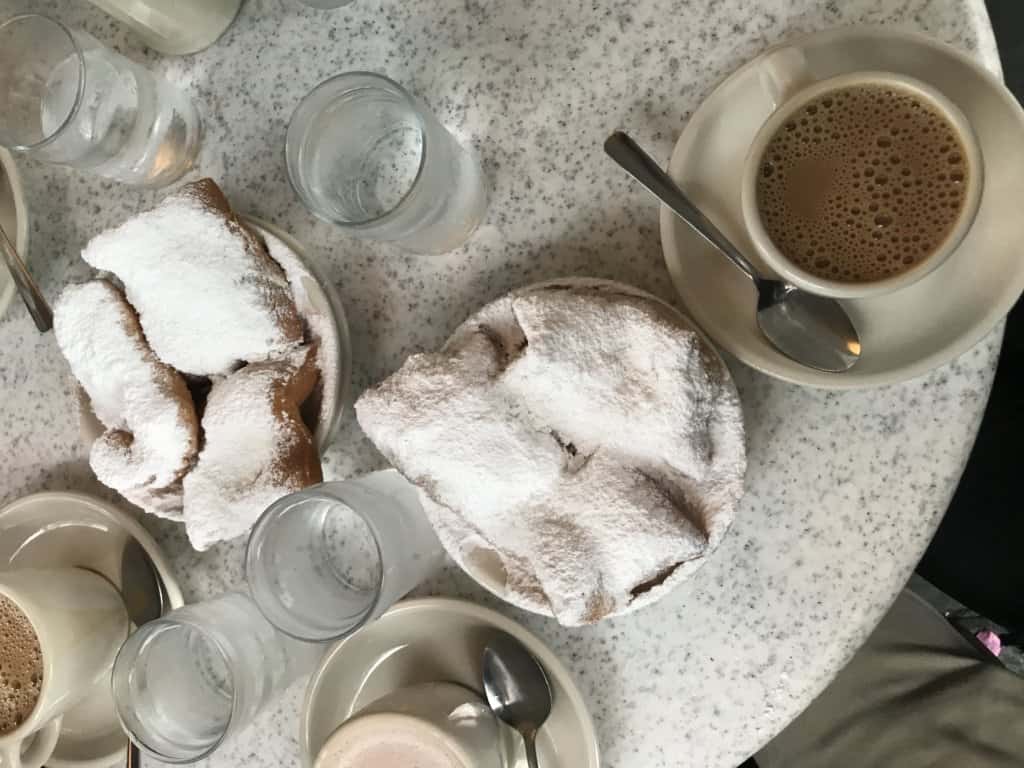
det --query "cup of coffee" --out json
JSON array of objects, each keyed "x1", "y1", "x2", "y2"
[
  {"x1": 313, "y1": 683, "x2": 503, "y2": 768},
  {"x1": 0, "y1": 568, "x2": 129, "y2": 768},
  {"x1": 741, "y1": 71, "x2": 983, "y2": 299}
]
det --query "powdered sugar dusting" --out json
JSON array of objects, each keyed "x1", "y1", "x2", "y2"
[
  {"x1": 54, "y1": 281, "x2": 198, "y2": 520},
  {"x1": 356, "y1": 280, "x2": 746, "y2": 625},
  {"x1": 262, "y1": 231, "x2": 340, "y2": 438},
  {"x1": 81, "y1": 186, "x2": 303, "y2": 376},
  {"x1": 183, "y1": 346, "x2": 321, "y2": 550}
]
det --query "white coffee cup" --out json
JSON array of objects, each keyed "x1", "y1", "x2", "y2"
[
  {"x1": 0, "y1": 568, "x2": 129, "y2": 768},
  {"x1": 740, "y1": 70, "x2": 984, "y2": 299},
  {"x1": 314, "y1": 683, "x2": 503, "y2": 768}
]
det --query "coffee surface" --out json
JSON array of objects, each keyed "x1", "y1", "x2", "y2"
[
  {"x1": 0, "y1": 594, "x2": 43, "y2": 734},
  {"x1": 756, "y1": 83, "x2": 969, "y2": 283}
]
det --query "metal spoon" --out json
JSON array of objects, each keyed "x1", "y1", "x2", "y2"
[
  {"x1": 0, "y1": 221, "x2": 51, "y2": 332},
  {"x1": 119, "y1": 538, "x2": 166, "y2": 768},
  {"x1": 482, "y1": 633, "x2": 552, "y2": 768},
  {"x1": 604, "y1": 131, "x2": 861, "y2": 372}
]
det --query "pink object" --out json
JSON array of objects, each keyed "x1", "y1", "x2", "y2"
[{"x1": 976, "y1": 630, "x2": 1002, "y2": 656}]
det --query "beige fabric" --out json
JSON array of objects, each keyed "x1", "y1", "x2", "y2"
[{"x1": 757, "y1": 589, "x2": 1024, "y2": 768}]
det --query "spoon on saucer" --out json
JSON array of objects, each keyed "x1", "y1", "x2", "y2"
[
  {"x1": 482, "y1": 632, "x2": 553, "y2": 768},
  {"x1": 604, "y1": 131, "x2": 861, "y2": 372},
  {"x1": 0, "y1": 221, "x2": 51, "y2": 332}
]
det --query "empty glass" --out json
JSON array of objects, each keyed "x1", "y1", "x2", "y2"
[
  {"x1": 285, "y1": 72, "x2": 487, "y2": 253},
  {"x1": 245, "y1": 470, "x2": 446, "y2": 642},
  {"x1": 0, "y1": 14, "x2": 201, "y2": 187},
  {"x1": 111, "y1": 592, "x2": 322, "y2": 763}
]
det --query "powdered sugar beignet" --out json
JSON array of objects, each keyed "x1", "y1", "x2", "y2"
[
  {"x1": 183, "y1": 345, "x2": 322, "y2": 550},
  {"x1": 54, "y1": 279, "x2": 199, "y2": 520},
  {"x1": 81, "y1": 179, "x2": 304, "y2": 377},
  {"x1": 356, "y1": 280, "x2": 746, "y2": 625}
]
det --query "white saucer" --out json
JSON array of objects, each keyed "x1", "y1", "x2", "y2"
[
  {"x1": 0, "y1": 492, "x2": 183, "y2": 768},
  {"x1": 661, "y1": 26, "x2": 1024, "y2": 388},
  {"x1": 301, "y1": 598, "x2": 600, "y2": 768},
  {"x1": 0, "y1": 148, "x2": 30, "y2": 320}
]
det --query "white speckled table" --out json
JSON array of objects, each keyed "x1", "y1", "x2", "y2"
[{"x1": 0, "y1": 0, "x2": 1004, "y2": 766}]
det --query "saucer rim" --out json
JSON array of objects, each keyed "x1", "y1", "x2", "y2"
[
  {"x1": 660, "y1": 24, "x2": 1024, "y2": 388},
  {"x1": 0, "y1": 490, "x2": 184, "y2": 768},
  {"x1": 300, "y1": 596, "x2": 601, "y2": 768}
]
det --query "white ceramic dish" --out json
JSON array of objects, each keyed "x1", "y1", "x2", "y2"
[
  {"x1": 661, "y1": 26, "x2": 1024, "y2": 388},
  {"x1": 0, "y1": 148, "x2": 30, "y2": 320},
  {"x1": 301, "y1": 597, "x2": 600, "y2": 768},
  {"x1": 439, "y1": 277, "x2": 744, "y2": 622},
  {"x1": 0, "y1": 491, "x2": 184, "y2": 768}
]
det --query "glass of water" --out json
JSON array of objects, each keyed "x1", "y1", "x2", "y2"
[
  {"x1": 112, "y1": 592, "x2": 322, "y2": 763},
  {"x1": 245, "y1": 470, "x2": 446, "y2": 642},
  {"x1": 0, "y1": 14, "x2": 201, "y2": 187},
  {"x1": 285, "y1": 72, "x2": 487, "y2": 254}
]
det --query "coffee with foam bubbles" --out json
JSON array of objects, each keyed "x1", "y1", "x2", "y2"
[
  {"x1": 0, "y1": 594, "x2": 43, "y2": 735},
  {"x1": 315, "y1": 715, "x2": 469, "y2": 768},
  {"x1": 756, "y1": 83, "x2": 970, "y2": 283}
]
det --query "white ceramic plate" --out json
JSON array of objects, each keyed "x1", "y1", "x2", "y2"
[
  {"x1": 661, "y1": 26, "x2": 1024, "y2": 388},
  {"x1": 0, "y1": 148, "x2": 30, "y2": 320},
  {"x1": 0, "y1": 492, "x2": 183, "y2": 768},
  {"x1": 301, "y1": 598, "x2": 600, "y2": 768}
]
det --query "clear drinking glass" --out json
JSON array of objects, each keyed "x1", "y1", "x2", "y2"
[
  {"x1": 111, "y1": 592, "x2": 322, "y2": 763},
  {"x1": 86, "y1": 0, "x2": 243, "y2": 55},
  {"x1": 245, "y1": 470, "x2": 446, "y2": 642},
  {"x1": 285, "y1": 72, "x2": 487, "y2": 254},
  {"x1": 0, "y1": 14, "x2": 201, "y2": 187}
]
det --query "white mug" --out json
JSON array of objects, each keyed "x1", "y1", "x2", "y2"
[
  {"x1": 0, "y1": 568, "x2": 129, "y2": 768},
  {"x1": 740, "y1": 69, "x2": 984, "y2": 299},
  {"x1": 314, "y1": 683, "x2": 504, "y2": 768}
]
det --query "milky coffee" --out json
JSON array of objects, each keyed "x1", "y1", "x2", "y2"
[
  {"x1": 755, "y1": 83, "x2": 970, "y2": 283},
  {"x1": 0, "y1": 594, "x2": 43, "y2": 735},
  {"x1": 316, "y1": 717, "x2": 468, "y2": 768}
]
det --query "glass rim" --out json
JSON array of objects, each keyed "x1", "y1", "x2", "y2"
[
  {"x1": 284, "y1": 71, "x2": 430, "y2": 231},
  {"x1": 244, "y1": 487, "x2": 385, "y2": 643},
  {"x1": 111, "y1": 618, "x2": 237, "y2": 764},
  {"x1": 0, "y1": 13, "x2": 86, "y2": 153}
]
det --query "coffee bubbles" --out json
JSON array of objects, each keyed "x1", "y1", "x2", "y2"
[
  {"x1": 756, "y1": 84, "x2": 970, "y2": 283},
  {"x1": 0, "y1": 594, "x2": 43, "y2": 735}
]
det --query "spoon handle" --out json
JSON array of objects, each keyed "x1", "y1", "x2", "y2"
[
  {"x1": 523, "y1": 731, "x2": 540, "y2": 768},
  {"x1": 0, "y1": 222, "x2": 52, "y2": 332},
  {"x1": 604, "y1": 131, "x2": 759, "y2": 284}
]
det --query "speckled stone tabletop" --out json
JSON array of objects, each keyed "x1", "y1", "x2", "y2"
[{"x1": 0, "y1": 0, "x2": 1004, "y2": 766}]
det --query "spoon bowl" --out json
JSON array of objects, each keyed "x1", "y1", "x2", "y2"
[
  {"x1": 482, "y1": 632, "x2": 553, "y2": 768},
  {"x1": 604, "y1": 131, "x2": 860, "y2": 372}
]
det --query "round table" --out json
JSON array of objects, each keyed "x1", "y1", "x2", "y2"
[{"x1": 0, "y1": 1, "x2": 1002, "y2": 766}]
